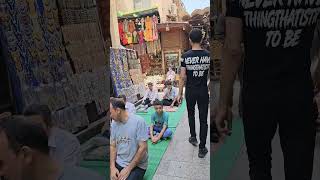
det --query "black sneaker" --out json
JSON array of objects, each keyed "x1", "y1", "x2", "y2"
[
  {"x1": 198, "y1": 147, "x2": 208, "y2": 158},
  {"x1": 211, "y1": 132, "x2": 219, "y2": 143},
  {"x1": 188, "y1": 137, "x2": 198, "y2": 146}
]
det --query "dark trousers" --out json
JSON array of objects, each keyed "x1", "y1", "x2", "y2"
[
  {"x1": 115, "y1": 163, "x2": 146, "y2": 180},
  {"x1": 162, "y1": 99, "x2": 179, "y2": 106},
  {"x1": 143, "y1": 98, "x2": 152, "y2": 107},
  {"x1": 185, "y1": 86, "x2": 209, "y2": 149},
  {"x1": 242, "y1": 96, "x2": 317, "y2": 180}
]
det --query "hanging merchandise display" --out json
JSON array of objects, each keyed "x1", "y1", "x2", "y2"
[
  {"x1": 144, "y1": 16, "x2": 153, "y2": 42},
  {"x1": 118, "y1": 14, "x2": 159, "y2": 46},
  {"x1": 0, "y1": 0, "x2": 71, "y2": 113},
  {"x1": 0, "y1": 0, "x2": 108, "y2": 132},
  {"x1": 110, "y1": 47, "x2": 146, "y2": 103},
  {"x1": 152, "y1": 15, "x2": 159, "y2": 40},
  {"x1": 110, "y1": 48, "x2": 134, "y2": 96},
  {"x1": 139, "y1": 54, "x2": 151, "y2": 74},
  {"x1": 118, "y1": 10, "x2": 162, "y2": 75}
]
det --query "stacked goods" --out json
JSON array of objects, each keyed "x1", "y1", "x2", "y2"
[
  {"x1": 57, "y1": 0, "x2": 98, "y2": 24},
  {"x1": 0, "y1": 0, "x2": 108, "y2": 131},
  {"x1": 126, "y1": 49, "x2": 141, "y2": 70},
  {"x1": 58, "y1": 0, "x2": 107, "y2": 73},
  {"x1": 129, "y1": 69, "x2": 145, "y2": 85},
  {"x1": 23, "y1": 67, "x2": 109, "y2": 132},
  {"x1": 0, "y1": 0, "x2": 71, "y2": 112},
  {"x1": 110, "y1": 48, "x2": 134, "y2": 96},
  {"x1": 62, "y1": 23, "x2": 106, "y2": 73},
  {"x1": 116, "y1": 83, "x2": 145, "y2": 103}
]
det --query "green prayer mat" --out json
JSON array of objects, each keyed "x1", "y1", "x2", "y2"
[
  {"x1": 211, "y1": 119, "x2": 245, "y2": 180},
  {"x1": 143, "y1": 129, "x2": 176, "y2": 180},
  {"x1": 141, "y1": 100, "x2": 187, "y2": 180}
]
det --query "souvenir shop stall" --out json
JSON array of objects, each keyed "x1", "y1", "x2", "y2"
[
  {"x1": 110, "y1": 47, "x2": 145, "y2": 103},
  {"x1": 157, "y1": 22, "x2": 191, "y2": 75},
  {"x1": 0, "y1": 0, "x2": 108, "y2": 136},
  {"x1": 117, "y1": 8, "x2": 163, "y2": 76}
]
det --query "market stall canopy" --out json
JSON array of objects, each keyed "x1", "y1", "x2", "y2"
[
  {"x1": 117, "y1": 7, "x2": 159, "y2": 20},
  {"x1": 157, "y1": 22, "x2": 191, "y2": 33}
]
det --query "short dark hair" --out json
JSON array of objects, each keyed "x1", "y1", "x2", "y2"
[
  {"x1": 118, "y1": 94, "x2": 127, "y2": 101},
  {"x1": 165, "y1": 81, "x2": 172, "y2": 86},
  {"x1": 153, "y1": 99, "x2": 163, "y2": 106},
  {"x1": 0, "y1": 115, "x2": 49, "y2": 154},
  {"x1": 147, "y1": 82, "x2": 153, "y2": 86},
  {"x1": 189, "y1": 28, "x2": 203, "y2": 43},
  {"x1": 110, "y1": 97, "x2": 126, "y2": 110},
  {"x1": 23, "y1": 104, "x2": 52, "y2": 127}
]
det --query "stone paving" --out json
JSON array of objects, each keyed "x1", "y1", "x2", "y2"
[{"x1": 153, "y1": 105, "x2": 210, "y2": 180}]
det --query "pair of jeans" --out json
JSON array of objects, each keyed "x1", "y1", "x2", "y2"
[
  {"x1": 242, "y1": 95, "x2": 317, "y2": 180},
  {"x1": 148, "y1": 126, "x2": 172, "y2": 138},
  {"x1": 162, "y1": 99, "x2": 178, "y2": 106},
  {"x1": 185, "y1": 86, "x2": 209, "y2": 149},
  {"x1": 142, "y1": 98, "x2": 152, "y2": 107},
  {"x1": 115, "y1": 163, "x2": 146, "y2": 180}
]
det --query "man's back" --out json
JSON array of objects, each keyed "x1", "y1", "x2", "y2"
[
  {"x1": 227, "y1": 0, "x2": 320, "y2": 98},
  {"x1": 181, "y1": 49, "x2": 211, "y2": 88},
  {"x1": 49, "y1": 127, "x2": 81, "y2": 166}
]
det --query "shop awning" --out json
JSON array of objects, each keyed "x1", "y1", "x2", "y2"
[
  {"x1": 117, "y1": 7, "x2": 159, "y2": 19},
  {"x1": 157, "y1": 22, "x2": 192, "y2": 32}
]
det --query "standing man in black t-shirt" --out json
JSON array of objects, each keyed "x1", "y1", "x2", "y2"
[
  {"x1": 177, "y1": 29, "x2": 211, "y2": 158},
  {"x1": 215, "y1": 0, "x2": 320, "y2": 179}
]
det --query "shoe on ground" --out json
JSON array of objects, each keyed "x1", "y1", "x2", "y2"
[
  {"x1": 198, "y1": 147, "x2": 208, "y2": 158},
  {"x1": 189, "y1": 137, "x2": 198, "y2": 146},
  {"x1": 211, "y1": 133, "x2": 219, "y2": 143}
]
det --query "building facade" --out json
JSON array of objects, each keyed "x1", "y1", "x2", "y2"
[{"x1": 115, "y1": 0, "x2": 188, "y2": 23}]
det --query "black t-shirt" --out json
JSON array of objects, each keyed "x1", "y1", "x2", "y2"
[
  {"x1": 181, "y1": 50, "x2": 210, "y2": 88},
  {"x1": 226, "y1": 0, "x2": 320, "y2": 101}
]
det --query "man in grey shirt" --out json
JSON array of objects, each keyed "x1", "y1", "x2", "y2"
[
  {"x1": 0, "y1": 115, "x2": 104, "y2": 180},
  {"x1": 110, "y1": 98, "x2": 148, "y2": 180},
  {"x1": 23, "y1": 104, "x2": 81, "y2": 166}
]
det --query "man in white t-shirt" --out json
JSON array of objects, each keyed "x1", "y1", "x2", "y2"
[
  {"x1": 142, "y1": 82, "x2": 157, "y2": 107},
  {"x1": 166, "y1": 67, "x2": 176, "y2": 82},
  {"x1": 118, "y1": 94, "x2": 136, "y2": 114},
  {"x1": 162, "y1": 81, "x2": 179, "y2": 107}
]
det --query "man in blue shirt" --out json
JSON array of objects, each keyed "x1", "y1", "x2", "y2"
[
  {"x1": 23, "y1": 104, "x2": 81, "y2": 166},
  {"x1": 0, "y1": 115, "x2": 104, "y2": 180},
  {"x1": 149, "y1": 100, "x2": 173, "y2": 144}
]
